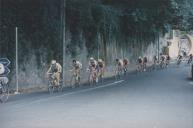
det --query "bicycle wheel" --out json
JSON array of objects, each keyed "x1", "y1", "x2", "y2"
[
  {"x1": 124, "y1": 68, "x2": 127, "y2": 75},
  {"x1": 48, "y1": 82, "x2": 54, "y2": 94},
  {"x1": 0, "y1": 84, "x2": 9, "y2": 103},
  {"x1": 57, "y1": 84, "x2": 63, "y2": 92},
  {"x1": 116, "y1": 71, "x2": 121, "y2": 80},
  {"x1": 98, "y1": 74, "x2": 103, "y2": 83},
  {"x1": 71, "y1": 76, "x2": 76, "y2": 88}
]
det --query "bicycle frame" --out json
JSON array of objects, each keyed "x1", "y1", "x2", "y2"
[
  {"x1": 89, "y1": 67, "x2": 97, "y2": 85},
  {"x1": 71, "y1": 69, "x2": 80, "y2": 87}
]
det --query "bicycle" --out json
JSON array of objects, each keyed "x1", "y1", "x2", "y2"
[
  {"x1": 177, "y1": 59, "x2": 182, "y2": 67},
  {"x1": 136, "y1": 63, "x2": 143, "y2": 74},
  {"x1": 88, "y1": 67, "x2": 98, "y2": 86},
  {"x1": 151, "y1": 61, "x2": 158, "y2": 71},
  {"x1": 47, "y1": 73, "x2": 62, "y2": 94},
  {"x1": 70, "y1": 69, "x2": 80, "y2": 88},
  {"x1": 123, "y1": 66, "x2": 128, "y2": 76},
  {"x1": 0, "y1": 77, "x2": 9, "y2": 103},
  {"x1": 187, "y1": 58, "x2": 192, "y2": 65},
  {"x1": 142, "y1": 62, "x2": 147, "y2": 72},
  {"x1": 115, "y1": 66, "x2": 122, "y2": 80},
  {"x1": 160, "y1": 60, "x2": 166, "y2": 69},
  {"x1": 165, "y1": 60, "x2": 170, "y2": 68},
  {"x1": 97, "y1": 67, "x2": 104, "y2": 83}
]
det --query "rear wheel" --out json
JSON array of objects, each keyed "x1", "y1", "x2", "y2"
[
  {"x1": 48, "y1": 82, "x2": 54, "y2": 94},
  {"x1": 115, "y1": 70, "x2": 121, "y2": 80},
  {"x1": 124, "y1": 68, "x2": 127, "y2": 75},
  {"x1": 57, "y1": 83, "x2": 63, "y2": 92}
]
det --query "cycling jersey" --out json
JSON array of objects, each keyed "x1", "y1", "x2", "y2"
[
  {"x1": 161, "y1": 56, "x2": 165, "y2": 61},
  {"x1": 98, "y1": 61, "x2": 104, "y2": 68},
  {"x1": 138, "y1": 59, "x2": 142, "y2": 64},
  {"x1": 117, "y1": 60, "x2": 123, "y2": 66},
  {"x1": 166, "y1": 56, "x2": 170, "y2": 60},
  {"x1": 74, "y1": 61, "x2": 82, "y2": 70},
  {"x1": 143, "y1": 57, "x2": 147, "y2": 63},
  {"x1": 89, "y1": 60, "x2": 97, "y2": 69},
  {"x1": 48, "y1": 63, "x2": 62, "y2": 74},
  {"x1": 123, "y1": 59, "x2": 128, "y2": 66}
]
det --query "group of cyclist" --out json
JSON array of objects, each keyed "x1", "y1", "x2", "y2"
[
  {"x1": 46, "y1": 57, "x2": 106, "y2": 87},
  {"x1": 46, "y1": 53, "x2": 193, "y2": 88},
  {"x1": 157, "y1": 54, "x2": 171, "y2": 69},
  {"x1": 176, "y1": 53, "x2": 193, "y2": 66},
  {"x1": 115, "y1": 58, "x2": 129, "y2": 77},
  {"x1": 46, "y1": 57, "x2": 130, "y2": 87},
  {"x1": 136, "y1": 56, "x2": 148, "y2": 72}
]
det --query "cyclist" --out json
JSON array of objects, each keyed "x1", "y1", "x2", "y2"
[
  {"x1": 70, "y1": 59, "x2": 82, "y2": 86},
  {"x1": 153, "y1": 56, "x2": 158, "y2": 64},
  {"x1": 97, "y1": 59, "x2": 105, "y2": 81},
  {"x1": 47, "y1": 60, "x2": 62, "y2": 86},
  {"x1": 123, "y1": 58, "x2": 129, "y2": 75},
  {"x1": 166, "y1": 55, "x2": 170, "y2": 67},
  {"x1": 137, "y1": 56, "x2": 143, "y2": 72},
  {"x1": 143, "y1": 56, "x2": 148, "y2": 71},
  {"x1": 88, "y1": 57, "x2": 98, "y2": 83},
  {"x1": 187, "y1": 54, "x2": 193, "y2": 64},
  {"x1": 177, "y1": 54, "x2": 183, "y2": 66},
  {"x1": 152, "y1": 55, "x2": 158, "y2": 70},
  {"x1": 115, "y1": 58, "x2": 124, "y2": 76},
  {"x1": 160, "y1": 54, "x2": 166, "y2": 68}
]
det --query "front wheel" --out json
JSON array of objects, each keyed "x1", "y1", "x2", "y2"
[
  {"x1": 177, "y1": 60, "x2": 181, "y2": 66},
  {"x1": 0, "y1": 84, "x2": 9, "y2": 103},
  {"x1": 48, "y1": 81, "x2": 54, "y2": 94},
  {"x1": 57, "y1": 85, "x2": 63, "y2": 92}
]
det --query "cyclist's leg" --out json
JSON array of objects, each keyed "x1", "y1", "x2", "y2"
[
  {"x1": 94, "y1": 69, "x2": 98, "y2": 83},
  {"x1": 140, "y1": 63, "x2": 143, "y2": 72},
  {"x1": 89, "y1": 71, "x2": 93, "y2": 84},
  {"x1": 70, "y1": 73, "x2": 74, "y2": 86},
  {"x1": 99, "y1": 68, "x2": 103, "y2": 78},
  {"x1": 77, "y1": 69, "x2": 80, "y2": 85},
  {"x1": 51, "y1": 73, "x2": 57, "y2": 86},
  {"x1": 144, "y1": 63, "x2": 146, "y2": 71},
  {"x1": 55, "y1": 72, "x2": 60, "y2": 86},
  {"x1": 136, "y1": 64, "x2": 139, "y2": 72}
]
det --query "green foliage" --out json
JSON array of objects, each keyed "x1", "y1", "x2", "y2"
[{"x1": 1, "y1": 0, "x2": 193, "y2": 62}]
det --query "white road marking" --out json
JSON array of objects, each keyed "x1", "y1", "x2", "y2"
[
  {"x1": 189, "y1": 82, "x2": 193, "y2": 85},
  {"x1": 10, "y1": 80, "x2": 125, "y2": 109}
]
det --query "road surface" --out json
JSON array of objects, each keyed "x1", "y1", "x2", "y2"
[{"x1": 0, "y1": 65, "x2": 193, "y2": 128}]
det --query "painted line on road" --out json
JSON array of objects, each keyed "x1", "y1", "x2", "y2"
[
  {"x1": 189, "y1": 82, "x2": 193, "y2": 85},
  {"x1": 10, "y1": 80, "x2": 125, "y2": 109}
]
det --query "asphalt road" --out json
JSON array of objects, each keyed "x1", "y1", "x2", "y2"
[{"x1": 0, "y1": 64, "x2": 193, "y2": 128}]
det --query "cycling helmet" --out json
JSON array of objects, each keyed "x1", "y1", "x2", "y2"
[
  {"x1": 98, "y1": 59, "x2": 102, "y2": 63},
  {"x1": 51, "y1": 60, "x2": 56, "y2": 65},
  {"x1": 72, "y1": 59, "x2": 76, "y2": 63},
  {"x1": 90, "y1": 57, "x2": 94, "y2": 61}
]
